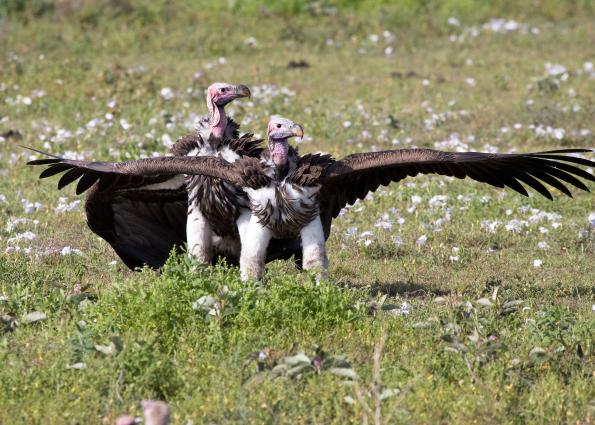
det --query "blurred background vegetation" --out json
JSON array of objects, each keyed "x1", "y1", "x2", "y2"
[{"x1": 2, "y1": 0, "x2": 594, "y2": 32}]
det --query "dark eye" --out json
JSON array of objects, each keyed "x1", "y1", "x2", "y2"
[
  {"x1": 276, "y1": 124, "x2": 282, "y2": 128},
  {"x1": 220, "y1": 87, "x2": 226, "y2": 93}
]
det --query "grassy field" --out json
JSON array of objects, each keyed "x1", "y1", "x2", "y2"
[{"x1": 1, "y1": 2, "x2": 594, "y2": 424}]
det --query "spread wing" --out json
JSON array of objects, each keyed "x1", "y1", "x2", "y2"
[
  {"x1": 25, "y1": 148, "x2": 273, "y2": 269},
  {"x1": 320, "y1": 148, "x2": 594, "y2": 222},
  {"x1": 26, "y1": 147, "x2": 248, "y2": 194},
  {"x1": 84, "y1": 179, "x2": 189, "y2": 270}
]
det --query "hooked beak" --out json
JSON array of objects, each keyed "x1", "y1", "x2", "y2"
[
  {"x1": 235, "y1": 84, "x2": 251, "y2": 98},
  {"x1": 291, "y1": 123, "x2": 304, "y2": 138}
]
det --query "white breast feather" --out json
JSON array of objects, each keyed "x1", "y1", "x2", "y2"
[
  {"x1": 282, "y1": 183, "x2": 321, "y2": 200},
  {"x1": 219, "y1": 147, "x2": 240, "y2": 163},
  {"x1": 246, "y1": 186, "x2": 276, "y2": 207}
]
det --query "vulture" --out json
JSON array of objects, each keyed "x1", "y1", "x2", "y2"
[
  {"x1": 64, "y1": 82, "x2": 263, "y2": 269},
  {"x1": 27, "y1": 116, "x2": 594, "y2": 280}
]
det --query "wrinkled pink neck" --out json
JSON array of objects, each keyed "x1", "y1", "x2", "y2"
[
  {"x1": 270, "y1": 139, "x2": 289, "y2": 166},
  {"x1": 206, "y1": 88, "x2": 226, "y2": 139},
  {"x1": 209, "y1": 105, "x2": 227, "y2": 139}
]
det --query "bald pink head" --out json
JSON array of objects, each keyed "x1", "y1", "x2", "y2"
[
  {"x1": 267, "y1": 116, "x2": 304, "y2": 167},
  {"x1": 206, "y1": 82, "x2": 251, "y2": 139}
]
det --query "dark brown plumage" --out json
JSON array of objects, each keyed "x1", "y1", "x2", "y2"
[
  {"x1": 29, "y1": 147, "x2": 595, "y2": 199},
  {"x1": 25, "y1": 133, "x2": 267, "y2": 269},
  {"x1": 181, "y1": 134, "x2": 264, "y2": 239},
  {"x1": 28, "y1": 147, "x2": 594, "y2": 240},
  {"x1": 27, "y1": 83, "x2": 254, "y2": 270},
  {"x1": 318, "y1": 148, "x2": 594, "y2": 236}
]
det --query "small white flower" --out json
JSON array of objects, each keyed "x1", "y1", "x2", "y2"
[
  {"x1": 465, "y1": 78, "x2": 476, "y2": 87},
  {"x1": 399, "y1": 302, "x2": 412, "y2": 315},
  {"x1": 368, "y1": 34, "x2": 379, "y2": 43},
  {"x1": 447, "y1": 17, "x2": 460, "y2": 26},
  {"x1": 7, "y1": 231, "x2": 37, "y2": 244},
  {"x1": 161, "y1": 133, "x2": 173, "y2": 147},
  {"x1": 60, "y1": 246, "x2": 82, "y2": 256},
  {"x1": 22, "y1": 199, "x2": 43, "y2": 214},
  {"x1": 244, "y1": 37, "x2": 258, "y2": 47},
  {"x1": 392, "y1": 236, "x2": 404, "y2": 247},
  {"x1": 588, "y1": 212, "x2": 595, "y2": 228},
  {"x1": 422, "y1": 79, "x2": 430, "y2": 87},
  {"x1": 416, "y1": 235, "x2": 427, "y2": 246},
  {"x1": 86, "y1": 118, "x2": 102, "y2": 129},
  {"x1": 545, "y1": 63, "x2": 567, "y2": 76},
  {"x1": 537, "y1": 241, "x2": 549, "y2": 250},
  {"x1": 533, "y1": 259, "x2": 543, "y2": 268},
  {"x1": 375, "y1": 219, "x2": 393, "y2": 230},
  {"x1": 107, "y1": 99, "x2": 116, "y2": 109},
  {"x1": 552, "y1": 128, "x2": 565, "y2": 140},
  {"x1": 411, "y1": 195, "x2": 422, "y2": 205},
  {"x1": 160, "y1": 87, "x2": 174, "y2": 100},
  {"x1": 344, "y1": 227, "x2": 358, "y2": 237},
  {"x1": 360, "y1": 130, "x2": 372, "y2": 139},
  {"x1": 429, "y1": 195, "x2": 448, "y2": 207},
  {"x1": 54, "y1": 197, "x2": 80, "y2": 213},
  {"x1": 449, "y1": 255, "x2": 460, "y2": 262},
  {"x1": 119, "y1": 118, "x2": 130, "y2": 130},
  {"x1": 342, "y1": 121, "x2": 352, "y2": 128}
]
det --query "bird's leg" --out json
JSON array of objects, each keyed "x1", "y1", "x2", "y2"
[
  {"x1": 300, "y1": 215, "x2": 328, "y2": 281},
  {"x1": 239, "y1": 214, "x2": 271, "y2": 281},
  {"x1": 186, "y1": 207, "x2": 212, "y2": 264},
  {"x1": 236, "y1": 209, "x2": 252, "y2": 244}
]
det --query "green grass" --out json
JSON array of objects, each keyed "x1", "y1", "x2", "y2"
[{"x1": 1, "y1": 2, "x2": 594, "y2": 424}]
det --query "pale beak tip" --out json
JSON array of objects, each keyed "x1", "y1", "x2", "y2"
[
  {"x1": 237, "y1": 85, "x2": 251, "y2": 98},
  {"x1": 292, "y1": 124, "x2": 304, "y2": 139}
]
